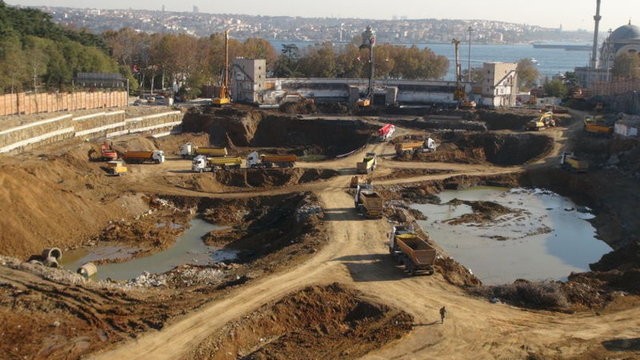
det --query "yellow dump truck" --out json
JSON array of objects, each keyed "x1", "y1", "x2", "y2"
[
  {"x1": 356, "y1": 152, "x2": 377, "y2": 174},
  {"x1": 583, "y1": 116, "x2": 613, "y2": 136},
  {"x1": 354, "y1": 184, "x2": 383, "y2": 218},
  {"x1": 561, "y1": 152, "x2": 589, "y2": 173},
  {"x1": 388, "y1": 224, "x2": 437, "y2": 276},
  {"x1": 105, "y1": 160, "x2": 128, "y2": 176},
  {"x1": 395, "y1": 141, "x2": 424, "y2": 155},
  {"x1": 246, "y1": 151, "x2": 297, "y2": 168},
  {"x1": 192, "y1": 155, "x2": 242, "y2": 172},
  {"x1": 180, "y1": 143, "x2": 228, "y2": 158}
]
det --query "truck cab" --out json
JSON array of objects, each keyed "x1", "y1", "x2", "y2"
[{"x1": 192, "y1": 155, "x2": 208, "y2": 172}]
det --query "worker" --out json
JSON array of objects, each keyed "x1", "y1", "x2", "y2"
[{"x1": 439, "y1": 306, "x2": 447, "y2": 324}]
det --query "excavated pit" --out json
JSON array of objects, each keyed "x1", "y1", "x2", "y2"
[
  {"x1": 182, "y1": 107, "x2": 373, "y2": 158},
  {"x1": 394, "y1": 132, "x2": 553, "y2": 165},
  {"x1": 186, "y1": 283, "x2": 413, "y2": 360}
]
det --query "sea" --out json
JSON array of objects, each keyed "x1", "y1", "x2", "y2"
[{"x1": 269, "y1": 40, "x2": 591, "y2": 81}]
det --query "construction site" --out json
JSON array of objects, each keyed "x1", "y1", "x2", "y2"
[{"x1": 1, "y1": 92, "x2": 640, "y2": 359}]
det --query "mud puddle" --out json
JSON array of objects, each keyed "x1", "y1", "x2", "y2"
[
  {"x1": 412, "y1": 187, "x2": 612, "y2": 285},
  {"x1": 61, "y1": 218, "x2": 237, "y2": 280}
]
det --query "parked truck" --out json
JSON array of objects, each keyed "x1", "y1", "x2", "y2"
[
  {"x1": 356, "y1": 152, "x2": 377, "y2": 174},
  {"x1": 377, "y1": 124, "x2": 395, "y2": 142},
  {"x1": 246, "y1": 151, "x2": 297, "y2": 168},
  {"x1": 179, "y1": 143, "x2": 228, "y2": 159},
  {"x1": 122, "y1": 150, "x2": 165, "y2": 164},
  {"x1": 192, "y1": 155, "x2": 242, "y2": 172},
  {"x1": 388, "y1": 224, "x2": 437, "y2": 276},
  {"x1": 583, "y1": 116, "x2": 613, "y2": 136},
  {"x1": 354, "y1": 184, "x2": 383, "y2": 218}
]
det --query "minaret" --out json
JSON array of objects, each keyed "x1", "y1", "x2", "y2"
[{"x1": 591, "y1": 0, "x2": 602, "y2": 69}]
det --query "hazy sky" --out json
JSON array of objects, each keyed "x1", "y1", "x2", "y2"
[{"x1": 6, "y1": 0, "x2": 636, "y2": 31}]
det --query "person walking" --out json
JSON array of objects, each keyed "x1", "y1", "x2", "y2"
[{"x1": 439, "y1": 306, "x2": 447, "y2": 324}]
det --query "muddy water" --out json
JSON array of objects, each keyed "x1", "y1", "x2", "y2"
[
  {"x1": 412, "y1": 187, "x2": 612, "y2": 285},
  {"x1": 61, "y1": 218, "x2": 237, "y2": 280}
]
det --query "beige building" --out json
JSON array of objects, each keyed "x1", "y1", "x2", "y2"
[
  {"x1": 480, "y1": 62, "x2": 518, "y2": 108},
  {"x1": 232, "y1": 58, "x2": 266, "y2": 104}
]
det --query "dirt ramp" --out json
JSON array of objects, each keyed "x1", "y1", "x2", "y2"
[
  {"x1": 215, "y1": 168, "x2": 339, "y2": 188},
  {"x1": 186, "y1": 283, "x2": 413, "y2": 360}
]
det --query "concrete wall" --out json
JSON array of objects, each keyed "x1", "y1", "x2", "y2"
[
  {"x1": 0, "y1": 110, "x2": 183, "y2": 154},
  {"x1": 0, "y1": 91, "x2": 127, "y2": 116}
]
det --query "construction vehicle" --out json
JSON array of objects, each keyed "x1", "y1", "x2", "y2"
[
  {"x1": 583, "y1": 116, "x2": 613, "y2": 136},
  {"x1": 356, "y1": 26, "x2": 376, "y2": 108},
  {"x1": 395, "y1": 138, "x2": 437, "y2": 156},
  {"x1": 88, "y1": 142, "x2": 118, "y2": 162},
  {"x1": 192, "y1": 155, "x2": 242, "y2": 172},
  {"x1": 356, "y1": 152, "x2": 377, "y2": 174},
  {"x1": 246, "y1": 151, "x2": 297, "y2": 168},
  {"x1": 180, "y1": 143, "x2": 228, "y2": 159},
  {"x1": 388, "y1": 224, "x2": 437, "y2": 276},
  {"x1": 105, "y1": 160, "x2": 128, "y2": 176},
  {"x1": 377, "y1": 124, "x2": 395, "y2": 142},
  {"x1": 451, "y1": 38, "x2": 476, "y2": 109},
  {"x1": 560, "y1": 152, "x2": 589, "y2": 173},
  {"x1": 525, "y1": 112, "x2": 555, "y2": 131},
  {"x1": 354, "y1": 184, "x2": 383, "y2": 218},
  {"x1": 212, "y1": 29, "x2": 231, "y2": 106},
  {"x1": 122, "y1": 150, "x2": 165, "y2": 164},
  {"x1": 349, "y1": 175, "x2": 371, "y2": 188}
]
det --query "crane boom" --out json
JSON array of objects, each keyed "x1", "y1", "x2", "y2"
[{"x1": 212, "y1": 29, "x2": 231, "y2": 106}]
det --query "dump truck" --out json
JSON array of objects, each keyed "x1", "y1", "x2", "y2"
[
  {"x1": 192, "y1": 155, "x2": 242, "y2": 172},
  {"x1": 354, "y1": 184, "x2": 383, "y2": 218},
  {"x1": 179, "y1": 143, "x2": 228, "y2": 158},
  {"x1": 394, "y1": 138, "x2": 437, "y2": 156},
  {"x1": 388, "y1": 224, "x2": 437, "y2": 276},
  {"x1": 377, "y1": 124, "x2": 395, "y2": 142},
  {"x1": 122, "y1": 150, "x2": 165, "y2": 164},
  {"x1": 349, "y1": 175, "x2": 371, "y2": 188},
  {"x1": 583, "y1": 116, "x2": 613, "y2": 136},
  {"x1": 246, "y1": 151, "x2": 297, "y2": 168},
  {"x1": 560, "y1": 152, "x2": 589, "y2": 173},
  {"x1": 356, "y1": 152, "x2": 377, "y2": 174},
  {"x1": 105, "y1": 160, "x2": 127, "y2": 176}
]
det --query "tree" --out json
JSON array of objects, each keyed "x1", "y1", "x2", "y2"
[
  {"x1": 240, "y1": 38, "x2": 277, "y2": 72},
  {"x1": 543, "y1": 78, "x2": 568, "y2": 98},
  {"x1": 516, "y1": 58, "x2": 539, "y2": 90},
  {"x1": 612, "y1": 53, "x2": 640, "y2": 79},
  {"x1": 273, "y1": 44, "x2": 301, "y2": 77}
]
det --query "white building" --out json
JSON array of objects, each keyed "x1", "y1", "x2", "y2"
[{"x1": 479, "y1": 62, "x2": 518, "y2": 108}]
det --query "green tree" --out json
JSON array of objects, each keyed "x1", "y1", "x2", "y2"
[
  {"x1": 516, "y1": 58, "x2": 539, "y2": 90},
  {"x1": 612, "y1": 53, "x2": 640, "y2": 79},
  {"x1": 298, "y1": 42, "x2": 337, "y2": 77},
  {"x1": 543, "y1": 78, "x2": 568, "y2": 98},
  {"x1": 0, "y1": 34, "x2": 28, "y2": 93}
]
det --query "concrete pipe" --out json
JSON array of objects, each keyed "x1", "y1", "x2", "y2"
[
  {"x1": 43, "y1": 256, "x2": 59, "y2": 268},
  {"x1": 41, "y1": 247, "x2": 62, "y2": 260},
  {"x1": 77, "y1": 262, "x2": 97, "y2": 278}
]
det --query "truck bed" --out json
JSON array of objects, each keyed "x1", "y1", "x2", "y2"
[{"x1": 396, "y1": 234, "x2": 437, "y2": 266}]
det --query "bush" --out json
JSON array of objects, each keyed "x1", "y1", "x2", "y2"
[{"x1": 470, "y1": 280, "x2": 570, "y2": 310}]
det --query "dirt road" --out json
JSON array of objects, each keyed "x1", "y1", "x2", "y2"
[{"x1": 90, "y1": 132, "x2": 640, "y2": 359}]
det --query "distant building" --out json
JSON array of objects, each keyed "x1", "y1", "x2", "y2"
[
  {"x1": 480, "y1": 62, "x2": 518, "y2": 108},
  {"x1": 576, "y1": 22, "x2": 640, "y2": 87},
  {"x1": 74, "y1": 73, "x2": 126, "y2": 89}
]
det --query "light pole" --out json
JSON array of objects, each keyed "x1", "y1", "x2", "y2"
[{"x1": 467, "y1": 26, "x2": 473, "y2": 83}]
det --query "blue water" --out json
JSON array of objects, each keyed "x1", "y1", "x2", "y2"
[{"x1": 270, "y1": 41, "x2": 590, "y2": 81}]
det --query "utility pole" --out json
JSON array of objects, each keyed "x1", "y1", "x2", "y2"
[{"x1": 467, "y1": 26, "x2": 473, "y2": 83}]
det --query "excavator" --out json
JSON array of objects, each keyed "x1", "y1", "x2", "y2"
[
  {"x1": 212, "y1": 29, "x2": 231, "y2": 106},
  {"x1": 452, "y1": 39, "x2": 476, "y2": 110}
]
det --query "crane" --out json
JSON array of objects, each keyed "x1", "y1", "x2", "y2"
[
  {"x1": 356, "y1": 25, "x2": 376, "y2": 108},
  {"x1": 452, "y1": 38, "x2": 476, "y2": 109},
  {"x1": 212, "y1": 29, "x2": 231, "y2": 106}
]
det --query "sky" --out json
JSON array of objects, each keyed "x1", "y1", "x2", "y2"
[{"x1": 5, "y1": 0, "x2": 636, "y2": 31}]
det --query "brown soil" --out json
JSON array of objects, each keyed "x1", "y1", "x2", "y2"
[
  {"x1": 185, "y1": 283, "x2": 413, "y2": 360},
  {"x1": 1, "y1": 107, "x2": 640, "y2": 360}
]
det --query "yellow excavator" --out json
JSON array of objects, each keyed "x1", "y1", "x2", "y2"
[{"x1": 212, "y1": 29, "x2": 231, "y2": 106}]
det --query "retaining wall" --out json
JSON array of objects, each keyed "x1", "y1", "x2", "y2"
[
  {"x1": 0, "y1": 91, "x2": 127, "y2": 116},
  {"x1": 0, "y1": 110, "x2": 183, "y2": 154}
]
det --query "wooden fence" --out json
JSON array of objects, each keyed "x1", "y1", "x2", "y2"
[{"x1": 0, "y1": 91, "x2": 127, "y2": 116}]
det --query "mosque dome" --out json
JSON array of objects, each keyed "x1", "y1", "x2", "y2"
[{"x1": 609, "y1": 24, "x2": 640, "y2": 43}]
